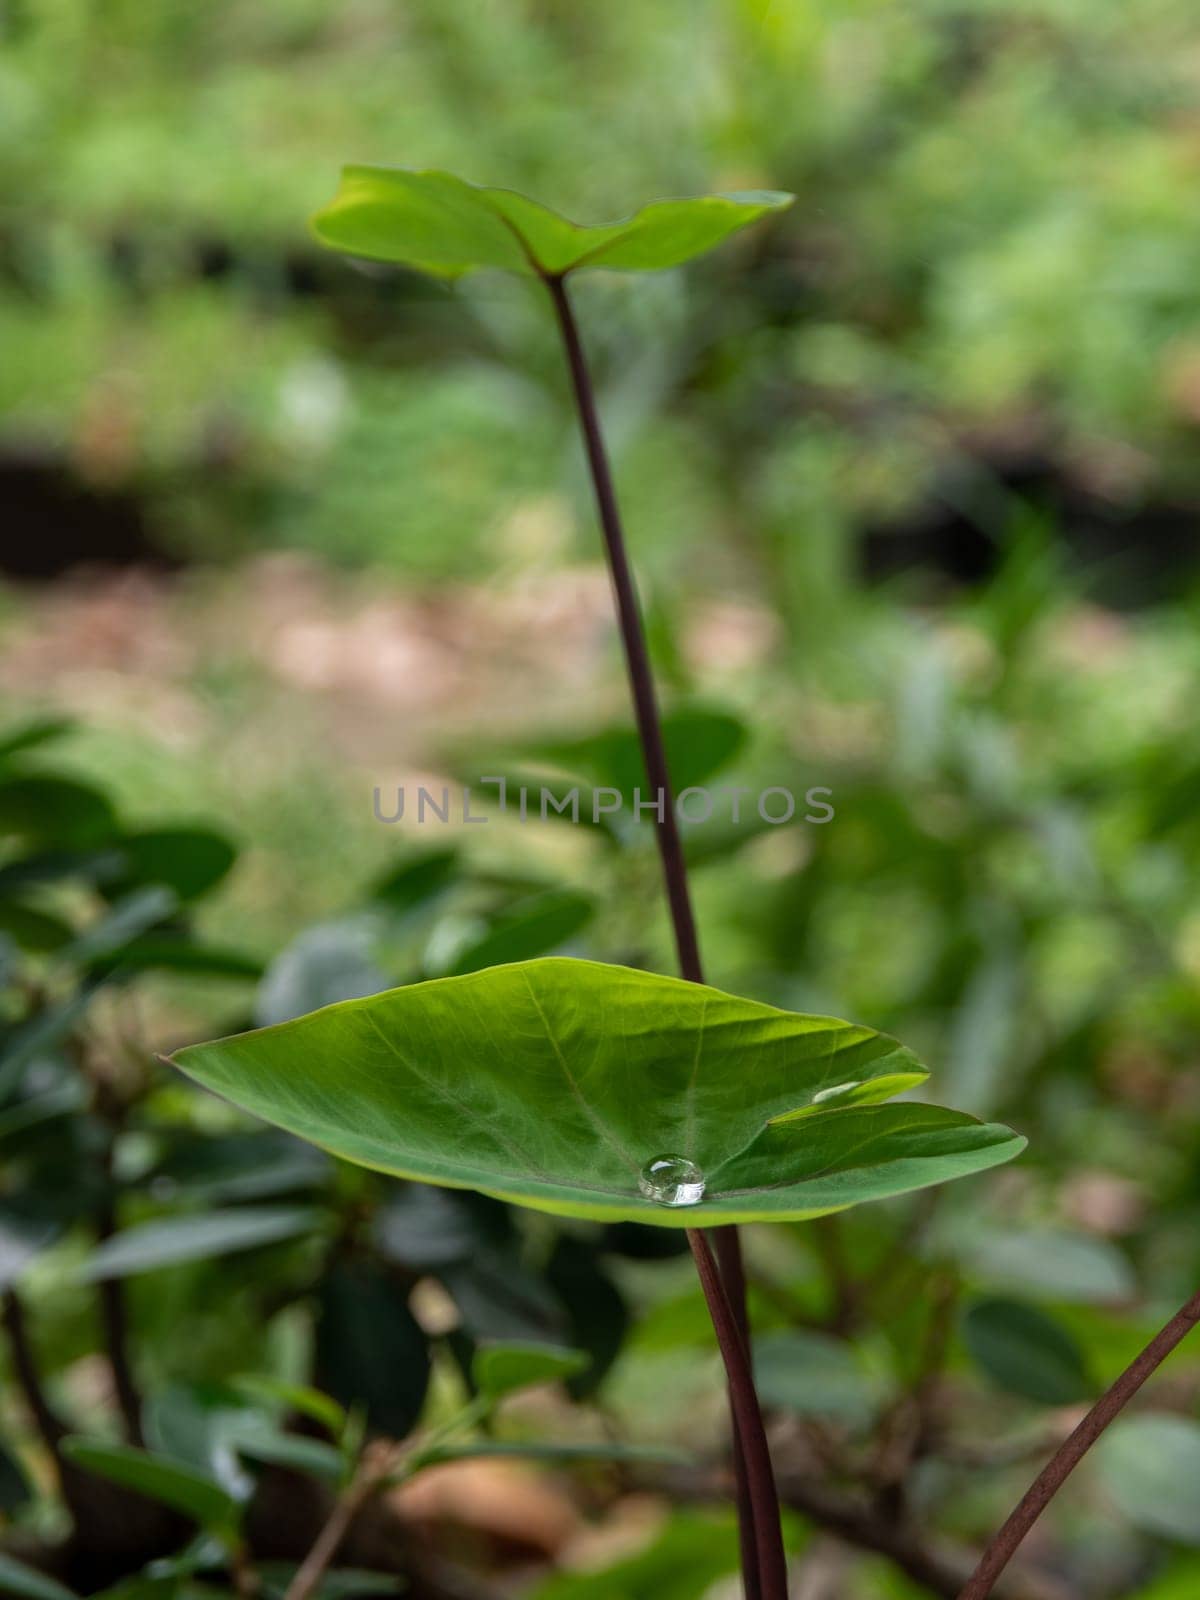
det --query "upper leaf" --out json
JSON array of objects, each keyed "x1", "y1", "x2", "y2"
[
  {"x1": 312, "y1": 169, "x2": 793, "y2": 280},
  {"x1": 170, "y1": 958, "x2": 1023, "y2": 1227}
]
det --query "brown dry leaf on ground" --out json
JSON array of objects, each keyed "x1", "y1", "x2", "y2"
[{"x1": 391, "y1": 1457, "x2": 581, "y2": 1563}]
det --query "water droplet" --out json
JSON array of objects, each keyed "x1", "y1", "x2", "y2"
[{"x1": 638, "y1": 1154, "x2": 705, "y2": 1208}]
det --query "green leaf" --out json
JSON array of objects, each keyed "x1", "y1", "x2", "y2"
[
  {"x1": 75, "y1": 1206, "x2": 322, "y2": 1281},
  {"x1": 370, "y1": 848, "x2": 460, "y2": 913},
  {"x1": 312, "y1": 169, "x2": 793, "y2": 280},
  {"x1": 545, "y1": 1236, "x2": 629, "y2": 1399},
  {"x1": 962, "y1": 1297, "x2": 1093, "y2": 1405},
  {"x1": 256, "y1": 919, "x2": 390, "y2": 1027},
  {"x1": 472, "y1": 1341, "x2": 589, "y2": 1400},
  {"x1": 0, "y1": 1552, "x2": 78, "y2": 1600},
  {"x1": 96, "y1": 935, "x2": 263, "y2": 981},
  {"x1": 60, "y1": 887, "x2": 178, "y2": 966},
  {"x1": 1096, "y1": 1415, "x2": 1200, "y2": 1544},
  {"x1": 233, "y1": 1429, "x2": 345, "y2": 1482},
  {"x1": 105, "y1": 828, "x2": 237, "y2": 902},
  {"x1": 523, "y1": 705, "x2": 747, "y2": 796},
  {"x1": 60, "y1": 1438, "x2": 239, "y2": 1531},
  {"x1": 0, "y1": 1203, "x2": 61, "y2": 1290},
  {"x1": 0, "y1": 717, "x2": 74, "y2": 766},
  {"x1": 151, "y1": 1131, "x2": 327, "y2": 1204},
  {"x1": 752, "y1": 1330, "x2": 886, "y2": 1426},
  {"x1": 170, "y1": 958, "x2": 1023, "y2": 1228},
  {"x1": 0, "y1": 775, "x2": 117, "y2": 849},
  {"x1": 372, "y1": 1183, "x2": 511, "y2": 1271},
  {"x1": 0, "y1": 901, "x2": 73, "y2": 953},
  {"x1": 230, "y1": 1377, "x2": 346, "y2": 1438},
  {"x1": 951, "y1": 1226, "x2": 1135, "y2": 1305},
  {"x1": 0, "y1": 1439, "x2": 31, "y2": 1512},
  {"x1": 436, "y1": 891, "x2": 594, "y2": 977},
  {"x1": 315, "y1": 1263, "x2": 430, "y2": 1439},
  {"x1": 255, "y1": 1566, "x2": 403, "y2": 1600}
]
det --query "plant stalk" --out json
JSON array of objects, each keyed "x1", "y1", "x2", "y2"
[
  {"x1": 958, "y1": 1283, "x2": 1200, "y2": 1599},
  {"x1": 688, "y1": 1229, "x2": 790, "y2": 1599},
  {"x1": 284, "y1": 1443, "x2": 397, "y2": 1600},
  {"x1": 546, "y1": 270, "x2": 767, "y2": 1598}
]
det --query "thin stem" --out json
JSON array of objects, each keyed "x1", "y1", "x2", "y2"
[
  {"x1": 96, "y1": 1146, "x2": 144, "y2": 1445},
  {"x1": 1, "y1": 1287, "x2": 68, "y2": 1460},
  {"x1": 545, "y1": 274, "x2": 702, "y2": 983},
  {"x1": 546, "y1": 271, "x2": 763, "y2": 1597},
  {"x1": 688, "y1": 1230, "x2": 790, "y2": 1599},
  {"x1": 284, "y1": 1442, "x2": 397, "y2": 1600},
  {"x1": 959, "y1": 1284, "x2": 1200, "y2": 1599}
]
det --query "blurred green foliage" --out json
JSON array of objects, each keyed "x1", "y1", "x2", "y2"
[{"x1": 3, "y1": 0, "x2": 1200, "y2": 591}]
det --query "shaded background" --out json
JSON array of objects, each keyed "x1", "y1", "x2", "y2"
[{"x1": 3, "y1": 1, "x2": 1200, "y2": 1596}]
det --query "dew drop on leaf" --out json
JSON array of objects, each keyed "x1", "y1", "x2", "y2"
[{"x1": 638, "y1": 1155, "x2": 705, "y2": 1208}]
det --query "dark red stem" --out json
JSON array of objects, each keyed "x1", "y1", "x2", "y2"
[
  {"x1": 688, "y1": 1229, "x2": 790, "y2": 1599},
  {"x1": 959, "y1": 1285, "x2": 1200, "y2": 1599},
  {"x1": 546, "y1": 270, "x2": 765, "y2": 1599}
]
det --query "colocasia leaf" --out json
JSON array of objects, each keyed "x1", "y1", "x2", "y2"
[
  {"x1": 170, "y1": 958, "x2": 1023, "y2": 1228},
  {"x1": 312, "y1": 169, "x2": 793, "y2": 280}
]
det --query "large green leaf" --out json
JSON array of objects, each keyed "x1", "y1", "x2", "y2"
[
  {"x1": 170, "y1": 959, "x2": 1023, "y2": 1228},
  {"x1": 312, "y1": 169, "x2": 792, "y2": 279}
]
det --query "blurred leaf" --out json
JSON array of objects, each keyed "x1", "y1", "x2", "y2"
[
  {"x1": 370, "y1": 849, "x2": 460, "y2": 913},
  {"x1": 142, "y1": 1384, "x2": 257, "y2": 1501},
  {"x1": 0, "y1": 984, "x2": 102, "y2": 1098},
  {"x1": 438, "y1": 890, "x2": 593, "y2": 976},
  {"x1": 255, "y1": 919, "x2": 390, "y2": 1027},
  {"x1": 440, "y1": 1251, "x2": 565, "y2": 1344},
  {"x1": 0, "y1": 1439, "x2": 30, "y2": 1512},
  {"x1": 315, "y1": 1263, "x2": 430, "y2": 1440},
  {"x1": 96, "y1": 936, "x2": 263, "y2": 982},
  {"x1": 545, "y1": 1235, "x2": 629, "y2": 1398},
  {"x1": 0, "y1": 1203, "x2": 61, "y2": 1290},
  {"x1": 61, "y1": 1438, "x2": 239, "y2": 1531},
  {"x1": 312, "y1": 169, "x2": 792, "y2": 279},
  {"x1": 1096, "y1": 1415, "x2": 1200, "y2": 1544},
  {"x1": 76, "y1": 1207, "x2": 322, "y2": 1281},
  {"x1": 472, "y1": 1341, "x2": 588, "y2": 1400},
  {"x1": 171, "y1": 958, "x2": 1022, "y2": 1227},
  {"x1": 0, "y1": 902, "x2": 73, "y2": 953},
  {"x1": 230, "y1": 1377, "x2": 346, "y2": 1438},
  {"x1": 753, "y1": 1330, "x2": 885, "y2": 1426},
  {"x1": 0, "y1": 1087, "x2": 83, "y2": 1148},
  {"x1": 256, "y1": 1568, "x2": 401, "y2": 1600},
  {"x1": 105, "y1": 828, "x2": 237, "y2": 902},
  {"x1": 0, "y1": 775, "x2": 116, "y2": 848},
  {"x1": 60, "y1": 887, "x2": 178, "y2": 966},
  {"x1": 0, "y1": 1552, "x2": 78, "y2": 1600},
  {"x1": 234, "y1": 1430, "x2": 345, "y2": 1482},
  {"x1": 372, "y1": 1184, "x2": 511, "y2": 1271},
  {"x1": 962, "y1": 1297, "x2": 1093, "y2": 1405},
  {"x1": 524, "y1": 706, "x2": 748, "y2": 796},
  {"x1": 953, "y1": 1227, "x2": 1136, "y2": 1305},
  {"x1": 150, "y1": 1132, "x2": 327, "y2": 1204},
  {"x1": 0, "y1": 718, "x2": 74, "y2": 765}
]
